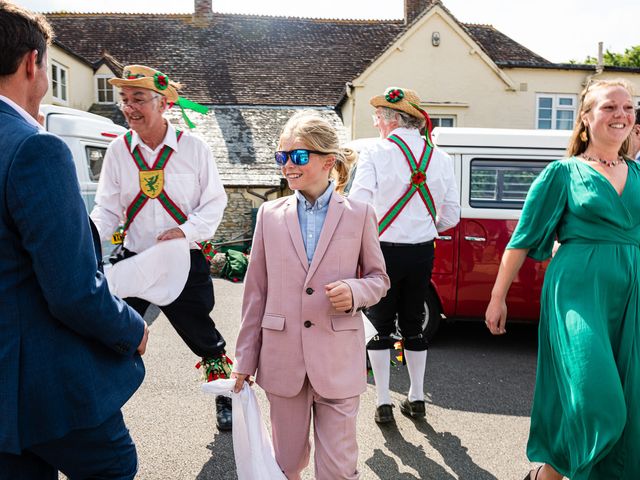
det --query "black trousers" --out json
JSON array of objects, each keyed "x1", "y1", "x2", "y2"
[
  {"x1": 121, "y1": 248, "x2": 226, "y2": 358},
  {"x1": 366, "y1": 241, "x2": 435, "y2": 351}
]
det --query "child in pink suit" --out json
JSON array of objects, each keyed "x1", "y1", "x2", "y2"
[{"x1": 232, "y1": 112, "x2": 389, "y2": 479}]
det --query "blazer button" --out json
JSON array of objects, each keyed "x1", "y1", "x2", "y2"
[
  {"x1": 303, "y1": 320, "x2": 312, "y2": 328},
  {"x1": 305, "y1": 287, "x2": 314, "y2": 295}
]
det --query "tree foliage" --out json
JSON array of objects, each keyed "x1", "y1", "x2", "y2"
[{"x1": 574, "y1": 45, "x2": 640, "y2": 67}]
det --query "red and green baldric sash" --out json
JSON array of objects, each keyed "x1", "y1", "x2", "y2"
[
  {"x1": 116, "y1": 130, "x2": 216, "y2": 261},
  {"x1": 378, "y1": 134, "x2": 437, "y2": 236}
]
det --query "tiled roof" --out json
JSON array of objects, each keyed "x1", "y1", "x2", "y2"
[
  {"x1": 47, "y1": 13, "x2": 405, "y2": 106},
  {"x1": 46, "y1": 10, "x2": 552, "y2": 106},
  {"x1": 462, "y1": 24, "x2": 552, "y2": 66}
]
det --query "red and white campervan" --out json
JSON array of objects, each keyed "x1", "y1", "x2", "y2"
[{"x1": 348, "y1": 127, "x2": 572, "y2": 340}]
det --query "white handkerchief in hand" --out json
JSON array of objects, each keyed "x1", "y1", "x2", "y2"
[
  {"x1": 105, "y1": 238, "x2": 190, "y2": 306},
  {"x1": 363, "y1": 312, "x2": 378, "y2": 344},
  {"x1": 202, "y1": 379, "x2": 286, "y2": 480}
]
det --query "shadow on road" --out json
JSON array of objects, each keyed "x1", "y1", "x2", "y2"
[
  {"x1": 196, "y1": 431, "x2": 236, "y2": 480},
  {"x1": 416, "y1": 420, "x2": 497, "y2": 480},
  {"x1": 382, "y1": 321, "x2": 538, "y2": 417},
  {"x1": 366, "y1": 421, "x2": 454, "y2": 479}
]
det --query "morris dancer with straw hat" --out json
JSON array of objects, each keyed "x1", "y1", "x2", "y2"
[
  {"x1": 90, "y1": 65, "x2": 234, "y2": 431},
  {"x1": 349, "y1": 87, "x2": 460, "y2": 424}
]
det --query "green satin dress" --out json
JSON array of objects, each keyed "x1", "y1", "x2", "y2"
[{"x1": 508, "y1": 157, "x2": 640, "y2": 479}]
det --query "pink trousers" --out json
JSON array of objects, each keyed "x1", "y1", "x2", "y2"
[{"x1": 266, "y1": 378, "x2": 360, "y2": 480}]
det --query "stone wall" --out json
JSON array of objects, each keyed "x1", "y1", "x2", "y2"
[{"x1": 214, "y1": 188, "x2": 255, "y2": 245}]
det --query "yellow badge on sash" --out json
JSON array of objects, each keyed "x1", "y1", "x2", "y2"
[
  {"x1": 139, "y1": 170, "x2": 164, "y2": 199},
  {"x1": 111, "y1": 231, "x2": 124, "y2": 245}
]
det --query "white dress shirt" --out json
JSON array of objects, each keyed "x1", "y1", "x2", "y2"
[
  {"x1": 349, "y1": 127, "x2": 460, "y2": 243},
  {"x1": 91, "y1": 121, "x2": 227, "y2": 253},
  {"x1": 0, "y1": 95, "x2": 43, "y2": 130}
]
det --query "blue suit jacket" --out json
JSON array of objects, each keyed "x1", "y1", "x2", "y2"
[{"x1": 0, "y1": 100, "x2": 145, "y2": 454}]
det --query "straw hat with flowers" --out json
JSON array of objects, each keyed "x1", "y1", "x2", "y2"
[
  {"x1": 370, "y1": 86, "x2": 435, "y2": 146},
  {"x1": 110, "y1": 65, "x2": 208, "y2": 128}
]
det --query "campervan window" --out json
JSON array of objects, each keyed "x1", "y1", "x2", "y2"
[
  {"x1": 85, "y1": 146, "x2": 106, "y2": 182},
  {"x1": 469, "y1": 159, "x2": 548, "y2": 209}
]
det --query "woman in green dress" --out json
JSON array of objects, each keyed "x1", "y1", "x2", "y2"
[{"x1": 485, "y1": 78, "x2": 639, "y2": 480}]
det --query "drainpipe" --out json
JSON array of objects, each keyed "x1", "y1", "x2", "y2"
[{"x1": 345, "y1": 82, "x2": 356, "y2": 140}]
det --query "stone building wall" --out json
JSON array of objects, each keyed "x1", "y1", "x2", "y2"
[{"x1": 214, "y1": 188, "x2": 255, "y2": 245}]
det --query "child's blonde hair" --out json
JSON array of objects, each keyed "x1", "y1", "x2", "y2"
[{"x1": 278, "y1": 111, "x2": 357, "y2": 194}]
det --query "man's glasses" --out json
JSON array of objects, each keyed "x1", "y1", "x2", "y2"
[
  {"x1": 117, "y1": 95, "x2": 161, "y2": 111},
  {"x1": 274, "y1": 149, "x2": 325, "y2": 166}
]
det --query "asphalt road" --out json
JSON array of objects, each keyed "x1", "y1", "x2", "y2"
[{"x1": 107, "y1": 279, "x2": 539, "y2": 480}]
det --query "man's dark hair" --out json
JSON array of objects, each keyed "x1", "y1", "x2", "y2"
[
  {"x1": 0, "y1": 1, "x2": 53, "y2": 76},
  {"x1": 636, "y1": 106, "x2": 640, "y2": 126}
]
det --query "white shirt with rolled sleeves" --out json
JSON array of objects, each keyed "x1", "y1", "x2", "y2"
[
  {"x1": 349, "y1": 127, "x2": 460, "y2": 243},
  {"x1": 90, "y1": 121, "x2": 227, "y2": 253}
]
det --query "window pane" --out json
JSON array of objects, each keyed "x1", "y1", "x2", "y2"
[
  {"x1": 538, "y1": 108, "x2": 552, "y2": 120},
  {"x1": 470, "y1": 169, "x2": 498, "y2": 201},
  {"x1": 538, "y1": 119, "x2": 552, "y2": 129},
  {"x1": 556, "y1": 110, "x2": 574, "y2": 130},
  {"x1": 60, "y1": 68, "x2": 66, "y2": 86},
  {"x1": 441, "y1": 118, "x2": 454, "y2": 127},
  {"x1": 538, "y1": 97, "x2": 552, "y2": 108},
  {"x1": 558, "y1": 97, "x2": 573, "y2": 106},
  {"x1": 502, "y1": 169, "x2": 543, "y2": 201},
  {"x1": 86, "y1": 146, "x2": 106, "y2": 181},
  {"x1": 105, "y1": 88, "x2": 114, "y2": 103}
]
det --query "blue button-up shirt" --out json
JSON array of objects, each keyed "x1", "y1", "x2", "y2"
[{"x1": 295, "y1": 181, "x2": 334, "y2": 264}]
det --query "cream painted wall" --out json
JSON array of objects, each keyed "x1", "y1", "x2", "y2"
[
  {"x1": 343, "y1": 5, "x2": 640, "y2": 139},
  {"x1": 505, "y1": 69, "x2": 640, "y2": 129},
  {"x1": 43, "y1": 45, "x2": 95, "y2": 110}
]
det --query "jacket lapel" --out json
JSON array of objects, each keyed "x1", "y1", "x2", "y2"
[
  {"x1": 306, "y1": 192, "x2": 345, "y2": 282},
  {"x1": 284, "y1": 196, "x2": 309, "y2": 272}
]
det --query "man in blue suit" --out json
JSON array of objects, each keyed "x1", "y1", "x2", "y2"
[{"x1": 0, "y1": 3, "x2": 148, "y2": 479}]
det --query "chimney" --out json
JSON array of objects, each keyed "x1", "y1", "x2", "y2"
[
  {"x1": 193, "y1": 0, "x2": 212, "y2": 23},
  {"x1": 596, "y1": 41, "x2": 604, "y2": 74},
  {"x1": 405, "y1": 0, "x2": 430, "y2": 25}
]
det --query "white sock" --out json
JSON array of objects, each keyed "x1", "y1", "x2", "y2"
[
  {"x1": 405, "y1": 349, "x2": 428, "y2": 402},
  {"x1": 368, "y1": 349, "x2": 391, "y2": 406}
]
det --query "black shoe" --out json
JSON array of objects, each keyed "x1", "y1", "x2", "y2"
[
  {"x1": 374, "y1": 404, "x2": 395, "y2": 424},
  {"x1": 400, "y1": 398, "x2": 426, "y2": 419},
  {"x1": 215, "y1": 395, "x2": 232, "y2": 431}
]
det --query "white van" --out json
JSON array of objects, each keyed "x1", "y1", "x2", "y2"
[
  {"x1": 347, "y1": 127, "x2": 572, "y2": 339},
  {"x1": 40, "y1": 104, "x2": 126, "y2": 212}
]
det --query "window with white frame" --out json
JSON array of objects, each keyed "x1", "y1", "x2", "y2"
[
  {"x1": 536, "y1": 94, "x2": 577, "y2": 130},
  {"x1": 51, "y1": 61, "x2": 68, "y2": 103},
  {"x1": 95, "y1": 75, "x2": 116, "y2": 104},
  {"x1": 430, "y1": 116, "x2": 456, "y2": 128}
]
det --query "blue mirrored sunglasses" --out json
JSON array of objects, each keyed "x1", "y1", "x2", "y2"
[{"x1": 274, "y1": 149, "x2": 325, "y2": 166}]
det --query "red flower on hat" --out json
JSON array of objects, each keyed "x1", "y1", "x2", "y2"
[
  {"x1": 411, "y1": 170, "x2": 426, "y2": 186},
  {"x1": 154, "y1": 71, "x2": 169, "y2": 90},
  {"x1": 385, "y1": 88, "x2": 405, "y2": 104}
]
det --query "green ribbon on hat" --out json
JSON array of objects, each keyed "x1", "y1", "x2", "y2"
[{"x1": 176, "y1": 97, "x2": 209, "y2": 129}]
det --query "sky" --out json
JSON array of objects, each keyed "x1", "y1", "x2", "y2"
[{"x1": 15, "y1": 0, "x2": 639, "y2": 64}]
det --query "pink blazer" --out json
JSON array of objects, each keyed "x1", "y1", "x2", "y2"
[{"x1": 234, "y1": 192, "x2": 390, "y2": 399}]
